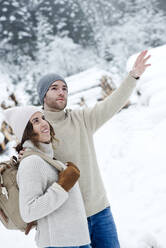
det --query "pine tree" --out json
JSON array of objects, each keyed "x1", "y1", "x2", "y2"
[
  {"x1": 79, "y1": 0, "x2": 166, "y2": 74},
  {"x1": 0, "y1": 0, "x2": 35, "y2": 59},
  {"x1": 36, "y1": 0, "x2": 93, "y2": 46},
  {"x1": 105, "y1": 0, "x2": 166, "y2": 73},
  {"x1": 78, "y1": 0, "x2": 121, "y2": 56},
  {"x1": 119, "y1": 0, "x2": 166, "y2": 48}
]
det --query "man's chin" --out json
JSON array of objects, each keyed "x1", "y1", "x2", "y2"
[{"x1": 55, "y1": 102, "x2": 67, "y2": 111}]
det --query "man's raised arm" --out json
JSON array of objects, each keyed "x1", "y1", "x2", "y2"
[{"x1": 83, "y1": 50, "x2": 151, "y2": 133}]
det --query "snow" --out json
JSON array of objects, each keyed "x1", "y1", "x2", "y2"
[
  {"x1": 127, "y1": 44, "x2": 166, "y2": 107},
  {"x1": 95, "y1": 104, "x2": 166, "y2": 247},
  {"x1": 0, "y1": 132, "x2": 4, "y2": 143},
  {"x1": 67, "y1": 67, "x2": 113, "y2": 93},
  {"x1": 0, "y1": 16, "x2": 7, "y2": 21},
  {"x1": 9, "y1": 16, "x2": 16, "y2": 22},
  {"x1": 94, "y1": 45, "x2": 166, "y2": 247},
  {"x1": 0, "y1": 228, "x2": 36, "y2": 247},
  {"x1": 67, "y1": 67, "x2": 115, "y2": 108},
  {"x1": 0, "y1": 44, "x2": 166, "y2": 247}
]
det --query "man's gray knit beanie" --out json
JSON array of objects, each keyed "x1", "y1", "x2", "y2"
[{"x1": 37, "y1": 73, "x2": 67, "y2": 105}]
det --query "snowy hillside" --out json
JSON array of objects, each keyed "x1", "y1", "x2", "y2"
[
  {"x1": 127, "y1": 45, "x2": 166, "y2": 107},
  {"x1": 0, "y1": 45, "x2": 166, "y2": 247},
  {"x1": 95, "y1": 45, "x2": 166, "y2": 247},
  {"x1": 67, "y1": 67, "x2": 117, "y2": 108}
]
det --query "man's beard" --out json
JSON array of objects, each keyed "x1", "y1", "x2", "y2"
[{"x1": 50, "y1": 100, "x2": 67, "y2": 111}]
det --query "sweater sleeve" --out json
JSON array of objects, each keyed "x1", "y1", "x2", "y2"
[
  {"x1": 82, "y1": 74, "x2": 137, "y2": 133},
  {"x1": 17, "y1": 156, "x2": 69, "y2": 223}
]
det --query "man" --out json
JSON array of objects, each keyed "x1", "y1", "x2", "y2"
[{"x1": 36, "y1": 50, "x2": 151, "y2": 248}]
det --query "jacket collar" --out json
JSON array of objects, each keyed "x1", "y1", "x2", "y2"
[
  {"x1": 44, "y1": 109, "x2": 66, "y2": 122},
  {"x1": 23, "y1": 140, "x2": 54, "y2": 158}
]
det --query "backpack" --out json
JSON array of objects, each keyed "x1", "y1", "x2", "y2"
[{"x1": 0, "y1": 151, "x2": 64, "y2": 235}]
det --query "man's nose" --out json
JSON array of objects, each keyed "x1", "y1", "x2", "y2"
[{"x1": 58, "y1": 89, "x2": 64, "y2": 96}]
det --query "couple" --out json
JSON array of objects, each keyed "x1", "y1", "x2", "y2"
[{"x1": 3, "y1": 50, "x2": 151, "y2": 248}]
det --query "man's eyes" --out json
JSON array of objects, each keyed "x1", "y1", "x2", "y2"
[{"x1": 51, "y1": 87, "x2": 67, "y2": 91}]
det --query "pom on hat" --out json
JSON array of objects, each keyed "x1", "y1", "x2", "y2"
[
  {"x1": 37, "y1": 73, "x2": 67, "y2": 105},
  {"x1": 3, "y1": 106, "x2": 42, "y2": 142}
]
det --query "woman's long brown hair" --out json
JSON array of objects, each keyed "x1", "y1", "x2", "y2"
[{"x1": 15, "y1": 120, "x2": 57, "y2": 153}]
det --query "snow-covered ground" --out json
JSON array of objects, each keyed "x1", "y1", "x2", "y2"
[
  {"x1": 95, "y1": 104, "x2": 166, "y2": 248},
  {"x1": 95, "y1": 45, "x2": 166, "y2": 248},
  {"x1": 0, "y1": 45, "x2": 166, "y2": 247}
]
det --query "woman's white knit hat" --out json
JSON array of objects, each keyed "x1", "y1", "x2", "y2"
[{"x1": 3, "y1": 106, "x2": 42, "y2": 142}]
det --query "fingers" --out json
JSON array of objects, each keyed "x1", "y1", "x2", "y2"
[
  {"x1": 135, "y1": 50, "x2": 148, "y2": 65},
  {"x1": 19, "y1": 147, "x2": 25, "y2": 154},
  {"x1": 66, "y1": 162, "x2": 80, "y2": 172},
  {"x1": 18, "y1": 148, "x2": 25, "y2": 161},
  {"x1": 144, "y1": 63, "x2": 151, "y2": 68},
  {"x1": 135, "y1": 50, "x2": 150, "y2": 68},
  {"x1": 143, "y1": 54, "x2": 151, "y2": 63},
  {"x1": 140, "y1": 50, "x2": 148, "y2": 59}
]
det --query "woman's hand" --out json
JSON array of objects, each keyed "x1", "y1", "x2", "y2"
[
  {"x1": 18, "y1": 148, "x2": 26, "y2": 162},
  {"x1": 58, "y1": 162, "x2": 80, "y2": 192}
]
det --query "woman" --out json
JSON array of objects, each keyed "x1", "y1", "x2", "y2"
[{"x1": 4, "y1": 106, "x2": 90, "y2": 248}]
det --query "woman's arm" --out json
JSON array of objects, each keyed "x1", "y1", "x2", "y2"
[{"x1": 17, "y1": 156, "x2": 69, "y2": 223}]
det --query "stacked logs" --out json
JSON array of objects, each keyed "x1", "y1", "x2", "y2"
[
  {"x1": 0, "y1": 92, "x2": 17, "y2": 153},
  {"x1": 77, "y1": 75, "x2": 130, "y2": 108}
]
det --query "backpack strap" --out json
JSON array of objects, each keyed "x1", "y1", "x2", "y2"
[{"x1": 21, "y1": 151, "x2": 66, "y2": 172}]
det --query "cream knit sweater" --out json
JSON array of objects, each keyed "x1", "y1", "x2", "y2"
[
  {"x1": 44, "y1": 74, "x2": 137, "y2": 217},
  {"x1": 17, "y1": 140, "x2": 90, "y2": 247}
]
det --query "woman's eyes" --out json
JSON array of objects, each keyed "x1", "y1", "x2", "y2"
[
  {"x1": 33, "y1": 117, "x2": 45, "y2": 124},
  {"x1": 33, "y1": 119, "x2": 39, "y2": 123}
]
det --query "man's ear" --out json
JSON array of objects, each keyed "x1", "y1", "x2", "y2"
[{"x1": 43, "y1": 96, "x2": 46, "y2": 109}]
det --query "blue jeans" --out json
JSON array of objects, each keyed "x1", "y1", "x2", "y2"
[{"x1": 87, "y1": 206, "x2": 120, "y2": 248}]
